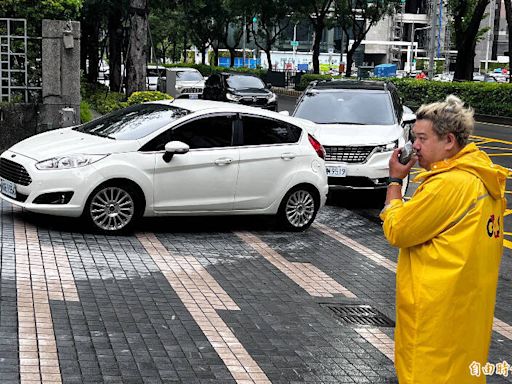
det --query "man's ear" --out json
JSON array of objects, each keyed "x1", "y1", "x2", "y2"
[{"x1": 445, "y1": 133, "x2": 458, "y2": 150}]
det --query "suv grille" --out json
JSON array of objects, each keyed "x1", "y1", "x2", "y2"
[
  {"x1": 0, "y1": 158, "x2": 32, "y2": 186},
  {"x1": 324, "y1": 146, "x2": 376, "y2": 163}
]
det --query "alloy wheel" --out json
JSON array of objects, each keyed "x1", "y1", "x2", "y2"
[
  {"x1": 285, "y1": 189, "x2": 316, "y2": 228},
  {"x1": 89, "y1": 186, "x2": 135, "y2": 231}
]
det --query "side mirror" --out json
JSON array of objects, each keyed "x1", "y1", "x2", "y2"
[
  {"x1": 402, "y1": 112, "x2": 416, "y2": 124},
  {"x1": 266, "y1": 82, "x2": 272, "y2": 89},
  {"x1": 279, "y1": 110, "x2": 290, "y2": 116},
  {"x1": 163, "y1": 141, "x2": 190, "y2": 163}
]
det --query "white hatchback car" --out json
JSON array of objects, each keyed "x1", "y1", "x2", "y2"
[
  {"x1": 293, "y1": 80, "x2": 415, "y2": 194},
  {"x1": 0, "y1": 100, "x2": 328, "y2": 233}
]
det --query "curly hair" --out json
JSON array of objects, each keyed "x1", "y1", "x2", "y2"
[{"x1": 415, "y1": 95, "x2": 474, "y2": 147}]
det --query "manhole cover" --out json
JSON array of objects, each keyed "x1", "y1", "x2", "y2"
[{"x1": 321, "y1": 303, "x2": 395, "y2": 327}]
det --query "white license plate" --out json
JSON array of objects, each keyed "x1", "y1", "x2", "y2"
[
  {"x1": 0, "y1": 178, "x2": 16, "y2": 199},
  {"x1": 189, "y1": 94, "x2": 199, "y2": 99},
  {"x1": 326, "y1": 166, "x2": 347, "y2": 177}
]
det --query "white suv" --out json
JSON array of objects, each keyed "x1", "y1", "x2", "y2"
[{"x1": 293, "y1": 80, "x2": 415, "y2": 194}]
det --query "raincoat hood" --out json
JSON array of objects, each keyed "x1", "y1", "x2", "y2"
[{"x1": 414, "y1": 143, "x2": 508, "y2": 200}]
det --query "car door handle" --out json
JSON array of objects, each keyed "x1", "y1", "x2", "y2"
[
  {"x1": 281, "y1": 153, "x2": 296, "y2": 160},
  {"x1": 214, "y1": 157, "x2": 233, "y2": 165}
]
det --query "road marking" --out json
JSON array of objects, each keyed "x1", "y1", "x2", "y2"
[
  {"x1": 235, "y1": 231, "x2": 356, "y2": 298},
  {"x1": 354, "y1": 328, "x2": 395, "y2": 362},
  {"x1": 472, "y1": 135, "x2": 512, "y2": 146},
  {"x1": 313, "y1": 222, "x2": 512, "y2": 341},
  {"x1": 137, "y1": 232, "x2": 270, "y2": 384},
  {"x1": 476, "y1": 121, "x2": 512, "y2": 129},
  {"x1": 12, "y1": 207, "x2": 79, "y2": 384}
]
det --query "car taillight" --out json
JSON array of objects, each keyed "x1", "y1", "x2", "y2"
[{"x1": 308, "y1": 134, "x2": 325, "y2": 160}]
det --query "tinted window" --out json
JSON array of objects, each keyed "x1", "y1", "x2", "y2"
[
  {"x1": 176, "y1": 70, "x2": 203, "y2": 81},
  {"x1": 171, "y1": 116, "x2": 233, "y2": 149},
  {"x1": 74, "y1": 104, "x2": 188, "y2": 140},
  {"x1": 242, "y1": 116, "x2": 301, "y2": 145},
  {"x1": 206, "y1": 74, "x2": 221, "y2": 87},
  {"x1": 294, "y1": 90, "x2": 395, "y2": 125},
  {"x1": 227, "y1": 75, "x2": 265, "y2": 90},
  {"x1": 147, "y1": 68, "x2": 165, "y2": 77}
]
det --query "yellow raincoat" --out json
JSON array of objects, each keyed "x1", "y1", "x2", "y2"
[{"x1": 380, "y1": 143, "x2": 507, "y2": 384}]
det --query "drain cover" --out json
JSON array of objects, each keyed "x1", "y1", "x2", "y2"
[{"x1": 321, "y1": 303, "x2": 395, "y2": 327}]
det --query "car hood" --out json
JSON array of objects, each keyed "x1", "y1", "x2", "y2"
[
  {"x1": 306, "y1": 123, "x2": 401, "y2": 146},
  {"x1": 231, "y1": 88, "x2": 272, "y2": 97},
  {"x1": 9, "y1": 127, "x2": 139, "y2": 161}
]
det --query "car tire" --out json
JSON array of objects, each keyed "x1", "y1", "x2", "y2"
[
  {"x1": 83, "y1": 182, "x2": 142, "y2": 234},
  {"x1": 278, "y1": 186, "x2": 319, "y2": 231}
]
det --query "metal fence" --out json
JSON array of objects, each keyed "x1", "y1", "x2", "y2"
[{"x1": 0, "y1": 18, "x2": 42, "y2": 103}]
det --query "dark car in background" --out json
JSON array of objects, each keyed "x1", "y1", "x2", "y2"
[{"x1": 203, "y1": 73, "x2": 278, "y2": 111}]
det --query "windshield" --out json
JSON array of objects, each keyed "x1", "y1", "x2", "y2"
[
  {"x1": 74, "y1": 104, "x2": 189, "y2": 140},
  {"x1": 176, "y1": 70, "x2": 203, "y2": 81},
  {"x1": 227, "y1": 75, "x2": 265, "y2": 90},
  {"x1": 294, "y1": 90, "x2": 395, "y2": 125}
]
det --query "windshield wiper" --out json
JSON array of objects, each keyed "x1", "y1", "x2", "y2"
[{"x1": 87, "y1": 131, "x2": 116, "y2": 139}]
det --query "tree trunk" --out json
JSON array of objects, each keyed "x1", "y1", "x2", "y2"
[
  {"x1": 108, "y1": 14, "x2": 123, "y2": 92},
  {"x1": 201, "y1": 45, "x2": 206, "y2": 64},
  {"x1": 453, "y1": 40, "x2": 478, "y2": 81},
  {"x1": 265, "y1": 49, "x2": 272, "y2": 71},
  {"x1": 126, "y1": 0, "x2": 148, "y2": 96},
  {"x1": 82, "y1": 18, "x2": 100, "y2": 83},
  {"x1": 229, "y1": 48, "x2": 236, "y2": 67},
  {"x1": 213, "y1": 46, "x2": 219, "y2": 66},
  {"x1": 504, "y1": 0, "x2": 512, "y2": 82},
  {"x1": 453, "y1": 0, "x2": 490, "y2": 81},
  {"x1": 312, "y1": 23, "x2": 324, "y2": 74}
]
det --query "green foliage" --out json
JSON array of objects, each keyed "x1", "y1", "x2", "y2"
[
  {"x1": 415, "y1": 58, "x2": 445, "y2": 74},
  {"x1": 80, "y1": 100, "x2": 93, "y2": 123},
  {"x1": 480, "y1": 62, "x2": 509, "y2": 72},
  {"x1": 126, "y1": 91, "x2": 173, "y2": 106},
  {"x1": 389, "y1": 78, "x2": 512, "y2": 117}
]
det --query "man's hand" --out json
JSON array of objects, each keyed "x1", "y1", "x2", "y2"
[{"x1": 389, "y1": 148, "x2": 417, "y2": 179}]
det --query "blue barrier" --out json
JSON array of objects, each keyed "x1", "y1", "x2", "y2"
[{"x1": 218, "y1": 57, "x2": 261, "y2": 69}]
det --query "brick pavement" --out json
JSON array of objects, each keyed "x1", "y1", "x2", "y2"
[{"x1": 1, "y1": 198, "x2": 512, "y2": 383}]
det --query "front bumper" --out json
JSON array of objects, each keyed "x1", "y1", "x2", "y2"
[
  {"x1": 0, "y1": 151, "x2": 105, "y2": 217},
  {"x1": 326, "y1": 150, "x2": 392, "y2": 190}
]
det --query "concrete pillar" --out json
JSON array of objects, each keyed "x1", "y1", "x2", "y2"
[{"x1": 40, "y1": 19, "x2": 80, "y2": 131}]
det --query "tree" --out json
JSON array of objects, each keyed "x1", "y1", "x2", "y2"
[
  {"x1": 243, "y1": 0, "x2": 293, "y2": 70},
  {"x1": 149, "y1": 9, "x2": 184, "y2": 64},
  {"x1": 126, "y1": 0, "x2": 148, "y2": 95},
  {"x1": 293, "y1": 0, "x2": 334, "y2": 74},
  {"x1": 334, "y1": 0, "x2": 400, "y2": 77},
  {"x1": 504, "y1": 0, "x2": 512, "y2": 82},
  {"x1": 448, "y1": 0, "x2": 490, "y2": 81}
]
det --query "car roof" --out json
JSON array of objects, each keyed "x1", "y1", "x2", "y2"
[
  {"x1": 149, "y1": 99, "x2": 312, "y2": 128},
  {"x1": 219, "y1": 72, "x2": 259, "y2": 78},
  {"x1": 309, "y1": 79, "x2": 389, "y2": 91}
]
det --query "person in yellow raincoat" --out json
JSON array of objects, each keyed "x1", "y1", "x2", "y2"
[{"x1": 380, "y1": 95, "x2": 507, "y2": 383}]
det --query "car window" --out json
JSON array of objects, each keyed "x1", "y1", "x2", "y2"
[
  {"x1": 74, "y1": 104, "x2": 188, "y2": 140},
  {"x1": 242, "y1": 116, "x2": 302, "y2": 145},
  {"x1": 206, "y1": 74, "x2": 221, "y2": 87},
  {"x1": 227, "y1": 75, "x2": 265, "y2": 90},
  {"x1": 171, "y1": 116, "x2": 234, "y2": 149},
  {"x1": 176, "y1": 70, "x2": 203, "y2": 81},
  {"x1": 147, "y1": 68, "x2": 165, "y2": 77},
  {"x1": 294, "y1": 90, "x2": 395, "y2": 125}
]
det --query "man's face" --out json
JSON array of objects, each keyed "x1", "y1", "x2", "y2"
[{"x1": 412, "y1": 119, "x2": 450, "y2": 170}]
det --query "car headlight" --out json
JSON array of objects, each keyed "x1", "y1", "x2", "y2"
[
  {"x1": 35, "y1": 154, "x2": 109, "y2": 170},
  {"x1": 375, "y1": 141, "x2": 398, "y2": 152},
  {"x1": 226, "y1": 92, "x2": 242, "y2": 101},
  {"x1": 268, "y1": 93, "x2": 277, "y2": 103}
]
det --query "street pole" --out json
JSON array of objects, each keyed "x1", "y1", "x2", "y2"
[
  {"x1": 242, "y1": 14, "x2": 246, "y2": 67},
  {"x1": 485, "y1": 0, "x2": 496, "y2": 73},
  {"x1": 428, "y1": 0, "x2": 438, "y2": 80},
  {"x1": 293, "y1": 22, "x2": 297, "y2": 69},
  {"x1": 409, "y1": 22, "x2": 415, "y2": 74}
]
